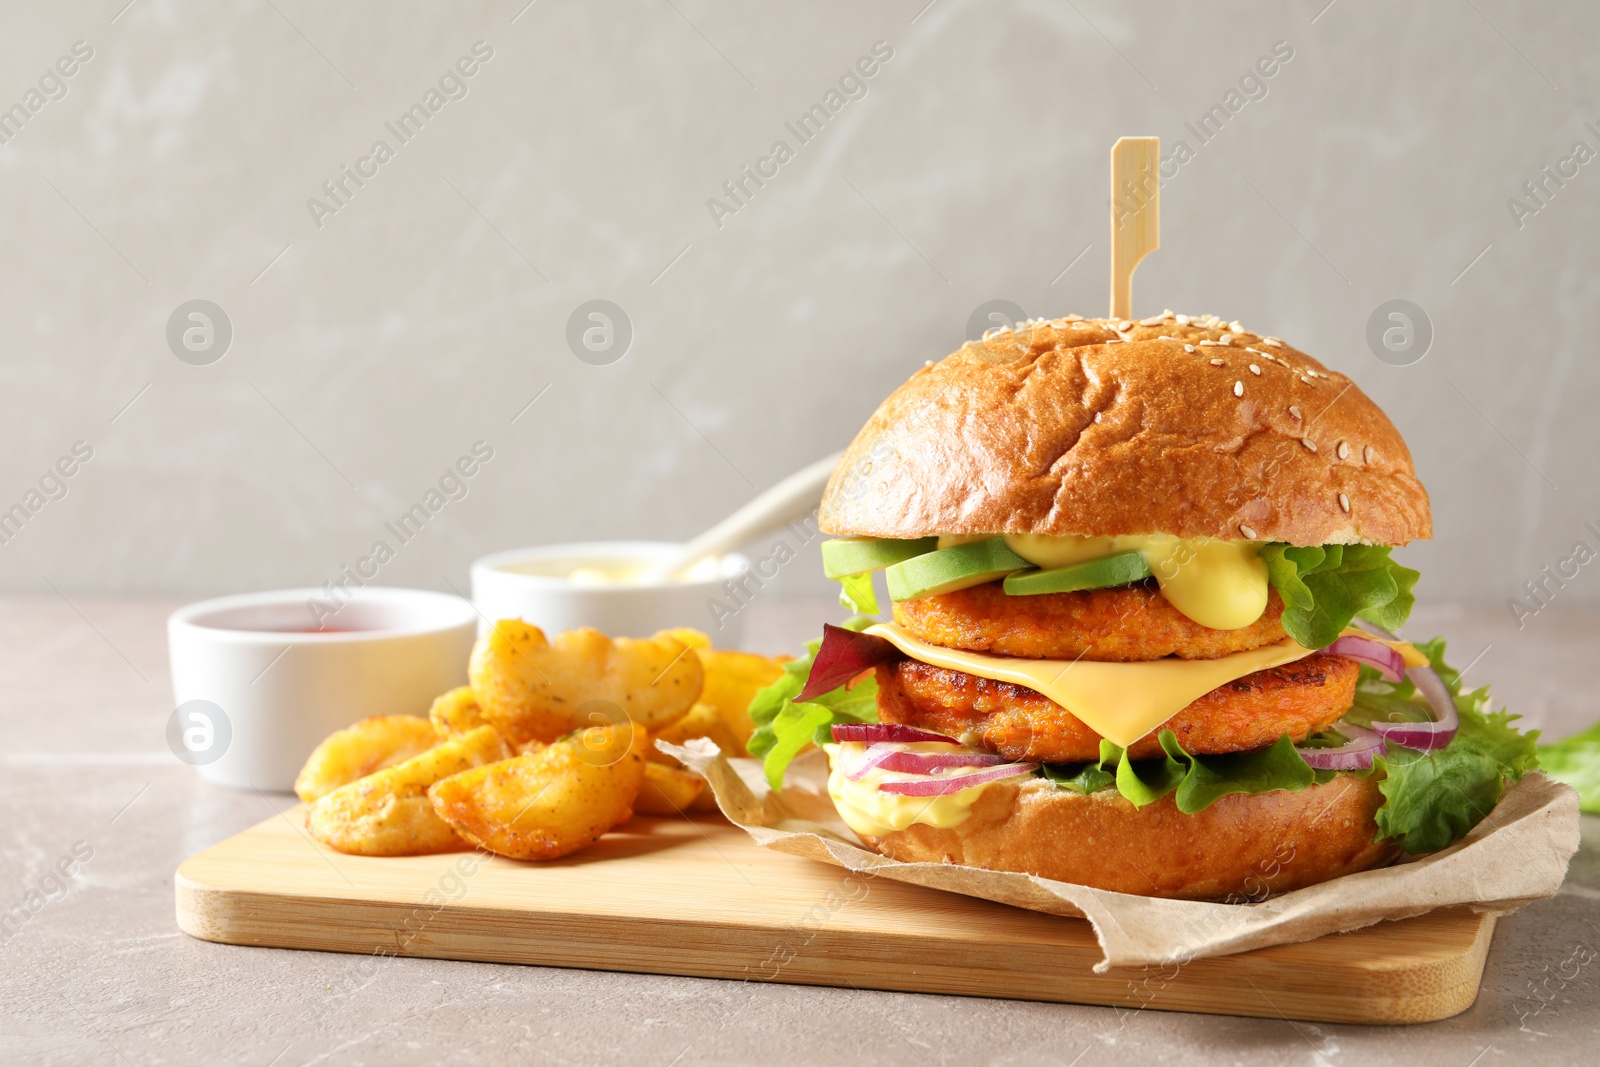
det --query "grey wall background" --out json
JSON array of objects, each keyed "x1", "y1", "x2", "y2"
[{"x1": 1, "y1": 0, "x2": 1597, "y2": 617}]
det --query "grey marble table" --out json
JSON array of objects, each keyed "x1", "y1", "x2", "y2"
[{"x1": 1, "y1": 595, "x2": 1596, "y2": 1066}]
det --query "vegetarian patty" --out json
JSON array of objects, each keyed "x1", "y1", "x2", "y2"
[
  {"x1": 892, "y1": 580, "x2": 1287, "y2": 662},
  {"x1": 875, "y1": 653, "x2": 1357, "y2": 763}
]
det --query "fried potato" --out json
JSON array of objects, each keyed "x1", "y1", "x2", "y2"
[
  {"x1": 663, "y1": 627, "x2": 712, "y2": 650},
  {"x1": 634, "y1": 762, "x2": 706, "y2": 816},
  {"x1": 294, "y1": 715, "x2": 440, "y2": 803},
  {"x1": 649, "y1": 702, "x2": 746, "y2": 766},
  {"x1": 306, "y1": 726, "x2": 511, "y2": 856},
  {"x1": 468, "y1": 622, "x2": 704, "y2": 745},
  {"x1": 693, "y1": 648, "x2": 788, "y2": 755},
  {"x1": 428, "y1": 723, "x2": 648, "y2": 861},
  {"x1": 428, "y1": 685, "x2": 489, "y2": 737}
]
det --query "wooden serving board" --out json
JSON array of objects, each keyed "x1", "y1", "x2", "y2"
[{"x1": 176, "y1": 807, "x2": 1496, "y2": 1024}]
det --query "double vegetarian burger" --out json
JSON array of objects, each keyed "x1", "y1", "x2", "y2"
[{"x1": 748, "y1": 312, "x2": 1538, "y2": 901}]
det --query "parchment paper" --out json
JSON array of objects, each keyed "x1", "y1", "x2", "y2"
[{"x1": 660, "y1": 739, "x2": 1581, "y2": 972}]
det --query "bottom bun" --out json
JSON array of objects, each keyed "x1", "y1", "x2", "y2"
[{"x1": 861, "y1": 774, "x2": 1398, "y2": 901}]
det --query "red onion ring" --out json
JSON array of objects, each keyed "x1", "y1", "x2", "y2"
[
  {"x1": 874, "y1": 749, "x2": 1007, "y2": 775},
  {"x1": 841, "y1": 744, "x2": 900, "y2": 781},
  {"x1": 1349, "y1": 621, "x2": 1461, "y2": 751},
  {"x1": 1323, "y1": 635, "x2": 1404, "y2": 682},
  {"x1": 1295, "y1": 722, "x2": 1387, "y2": 771},
  {"x1": 876, "y1": 763, "x2": 1038, "y2": 796},
  {"x1": 831, "y1": 723, "x2": 956, "y2": 744},
  {"x1": 841, "y1": 743, "x2": 1005, "y2": 780},
  {"x1": 1370, "y1": 663, "x2": 1460, "y2": 751}
]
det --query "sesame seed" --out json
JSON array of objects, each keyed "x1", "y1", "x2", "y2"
[
  {"x1": 1229, "y1": 321, "x2": 1245, "y2": 334},
  {"x1": 1263, "y1": 338, "x2": 1282, "y2": 347},
  {"x1": 1301, "y1": 438, "x2": 1317, "y2": 453},
  {"x1": 1337, "y1": 440, "x2": 1350, "y2": 460},
  {"x1": 1159, "y1": 334, "x2": 1176, "y2": 341},
  {"x1": 1184, "y1": 344, "x2": 1196, "y2": 353},
  {"x1": 1118, "y1": 320, "x2": 1132, "y2": 332},
  {"x1": 1140, "y1": 315, "x2": 1166, "y2": 326},
  {"x1": 1289, "y1": 405, "x2": 1303, "y2": 420},
  {"x1": 1093, "y1": 411, "x2": 1103, "y2": 423},
  {"x1": 1220, "y1": 333, "x2": 1234, "y2": 345},
  {"x1": 1249, "y1": 364, "x2": 1262, "y2": 375},
  {"x1": 1209, "y1": 358, "x2": 1225, "y2": 366},
  {"x1": 1300, "y1": 375, "x2": 1313, "y2": 384},
  {"x1": 1234, "y1": 381, "x2": 1244, "y2": 397},
  {"x1": 983, "y1": 326, "x2": 1005, "y2": 340},
  {"x1": 1175, "y1": 314, "x2": 1191, "y2": 325},
  {"x1": 1198, "y1": 339, "x2": 1218, "y2": 346},
  {"x1": 1239, "y1": 524, "x2": 1258, "y2": 539},
  {"x1": 924, "y1": 360, "x2": 934, "y2": 367},
  {"x1": 1338, "y1": 493, "x2": 1350, "y2": 513},
  {"x1": 1363, "y1": 445, "x2": 1375, "y2": 464},
  {"x1": 1072, "y1": 321, "x2": 1091, "y2": 329}
]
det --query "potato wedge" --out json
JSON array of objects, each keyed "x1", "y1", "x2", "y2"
[
  {"x1": 428, "y1": 723, "x2": 648, "y2": 860},
  {"x1": 693, "y1": 649, "x2": 788, "y2": 756},
  {"x1": 634, "y1": 762, "x2": 706, "y2": 815},
  {"x1": 306, "y1": 726, "x2": 511, "y2": 856},
  {"x1": 649, "y1": 702, "x2": 746, "y2": 766},
  {"x1": 428, "y1": 685, "x2": 489, "y2": 737},
  {"x1": 663, "y1": 627, "x2": 712, "y2": 650},
  {"x1": 294, "y1": 715, "x2": 440, "y2": 803},
  {"x1": 469, "y1": 622, "x2": 704, "y2": 744}
]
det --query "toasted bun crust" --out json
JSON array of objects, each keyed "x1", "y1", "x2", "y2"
[
  {"x1": 820, "y1": 314, "x2": 1430, "y2": 546},
  {"x1": 862, "y1": 774, "x2": 1397, "y2": 900}
]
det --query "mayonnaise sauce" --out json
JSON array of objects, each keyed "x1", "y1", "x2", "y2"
[
  {"x1": 935, "y1": 533, "x2": 1271, "y2": 631},
  {"x1": 825, "y1": 742, "x2": 1004, "y2": 837}
]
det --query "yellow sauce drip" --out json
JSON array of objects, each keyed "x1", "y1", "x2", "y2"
[{"x1": 999, "y1": 533, "x2": 1271, "y2": 631}]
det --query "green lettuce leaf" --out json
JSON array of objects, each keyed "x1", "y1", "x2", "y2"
[
  {"x1": 746, "y1": 615, "x2": 879, "y2": 789},
  {"x1": 1041, "y1": 731, "x2": 1319, "y2": 815},
  {"x1": 1259, "y1": 543, "x2": 1420, "y2": 649},
  {"x1": 1035, "y1": 634, "x2": 1538, "y2": 848},
  {"x1": 1171, "y1": 733, "x2": 1320, "y2": 813},
  {"x1": 1538, "y1": 722, "x2": 1600, "y2": 814},
  {"x1": 1039, "y1": 741, "x2": 1119, "y2": 795},
  {"x1": 834, "y1": 572, "x2": 879, "y2": 615},
  {"x1": 1364, "y1": 636, "x2": 1540, "y2": 853}
]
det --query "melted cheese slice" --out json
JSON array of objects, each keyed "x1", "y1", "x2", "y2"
[
  {"x1": 865, "y1": 622, "x2": 1318, "y2": 749},
  {"x1": 1355, "y1": 632, "x2": 1430, "y2": 669}
]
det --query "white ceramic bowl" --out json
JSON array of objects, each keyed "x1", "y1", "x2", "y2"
[
  {"x1": 167, "y1": 587, "x2": 478, "y2": 791},
  {"x1": 470, "y1": 541, "x2": 752, "y2": 645}
]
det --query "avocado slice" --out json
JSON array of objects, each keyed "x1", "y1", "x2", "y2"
[
  {"x1": 821, "y1": 536, "x2": 940, "y2": 578},
  {"x1": 1002, "y1": 550, "x2": 1153, "y2": 596},
  {"x1": 885, "y1": 538, "x2": 1032, "y2": 601}
]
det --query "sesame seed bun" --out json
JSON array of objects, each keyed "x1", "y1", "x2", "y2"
[
  {"x1": 861, "y1": 771, "x2": 1398, "y2": 901},
  {"x1": 819, "y1": 314, "x2": 1431, "y2": 546}
]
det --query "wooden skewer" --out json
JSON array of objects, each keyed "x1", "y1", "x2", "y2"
[{"x1": 1109, "y1": 137, "x2": 1160, "y2": 321}]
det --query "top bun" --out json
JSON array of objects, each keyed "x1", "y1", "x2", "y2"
[{"x1": 820, "y1": 313, "x2": 1430, "y2": 546}]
